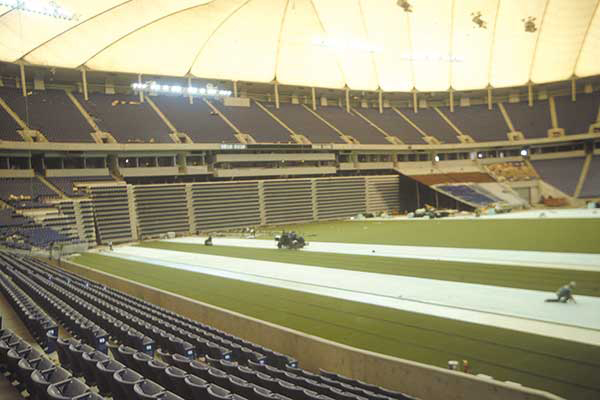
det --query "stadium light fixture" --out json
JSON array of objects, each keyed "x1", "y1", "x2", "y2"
[
  {"x1": 520, "y1": 149, "x2": 528, "y2": 157},
  {"x1": 434, "y1": 155, "x2": 440, "y2": 162},
  {"x1": 0, "y1": 0, "x2": 78, "y2": 20},
  {"x1": 132, "y1": 81, "x2": 231, "y2": 97}
]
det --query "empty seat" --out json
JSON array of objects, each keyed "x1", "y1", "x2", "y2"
[
  {"x1": 189, "y1": 360, "x2": 210, "y2": 380},
  {"x1": 95, "y1": 359, "x2": 126, "y2": 397},
  {"x1": 184, "y1": 375, "x2": 210, "y2": 400},
  {"x1": 207, "y1": 384, "x2": 231, "y2": 400},
  {"x1": 164, "y1": 366, "x2": 190, "y2": 398},
  {"x1": 171, "y1": 353, "x2": 192, "y2": 371},
  {"x1": 56, "y1": 337, "x2": 78, "y2": 370},
  {"x1": 131, "y1": 351, "x2": 153, "y2": 375},
  {"x1": 133, "y1": 380, "x2": 166, "y2": 400},
  {"x1": 157, "y1": 348, "x2": 173, "y2": 365},
  {"x1": 116, "y1": 344, "x2": 137, "y2": 368},
  {"x1": 81, "y1": 350, "x2": 109, "y2": 386},
  {"x1": 67, "y1": 343, "x2": 94, "y2": 378},
  {"x1": 46, "y1": 378, "x2": 90, "y2": 400},
  {"x1": 30, "y1": 366, "x2": 72, "y2": 400},
  {"x1": 113, "y1": 368, "x2": 144, "y2": 400},
  {"x1": 147, "y1": 359, "x2": 170, "y2": 389},
  {"x1": 208, "y1": 367, "x2": 230, "y2": 389},
  {"x1": 16, "y1": 356, "x2": 54, "y2": 390}
]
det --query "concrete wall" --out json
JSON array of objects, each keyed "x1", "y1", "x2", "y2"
[{"x1": 58, "y1": 259, "x2": 564, "y2": 400}]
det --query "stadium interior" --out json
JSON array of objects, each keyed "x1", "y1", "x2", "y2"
[{"x1": 0, "y1": 1, "x2": 600, "y2": 400}]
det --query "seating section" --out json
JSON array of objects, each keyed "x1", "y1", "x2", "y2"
[
  {"x1": 531, "y1": 158, "x2": 584, "y2": 196},
  {"x1": 554, "y1": 93, "x2": 600, "y2": 135},
  {"x1": 401, "y1": 108, "x2": 460, "y2": 143},
  {"x1": 0, "y1": 177, "x2": 58, "y2": 208},
  {"x1": 0, "y1": 94, "x2": 23, "y2": 141},
  {"x1": 435, "y1": 184, "x2": 499, "y2": 206},
  {"x1": 486, "y1": 162, "x2": 538, "y2": 182},
  {"x1": 47, "y1": 175, "x2": 115, "y2": 197},
  {"x1": 503, "y1": 100, "x2": 552, "y2": 139},
  {"x1": 152, "y1": 96, "x2": 238, "y2": 143},
  {"x1": 0, "y1": 252, "x2": 416, "y2": 400},
  {"x1": 357, "y1": 108, "x2": 425, "y2": 144},
  {"x1": 268, "y1": 104, "x2": 345, "y2": 144},
  {"x1": 579, "y1": 155, "x2": 600, "y2": 198},
  {"x1": 76, "y1": 93, "x2": 172, "y2": 143},
  {"x1": 212, "y1": 100, "x2": 292, "y2": 143},
  {"x1": 312, "y1": 107, "x2": 389, "y2": 144},
  {"x1": 442, "y1": 104, "x2": 508, "y2": 142}
]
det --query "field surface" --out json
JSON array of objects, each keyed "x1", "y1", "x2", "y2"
[
  {"x1": 267, "y1": 218, "x2": 600, "y2": 253},
  {"x1": 72, "y1": 218, "x2": 600, "y2": 400}
]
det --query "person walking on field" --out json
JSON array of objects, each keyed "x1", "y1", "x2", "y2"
[{"x1": 545, "y1": 282, "x2": 577, "y2": 303}]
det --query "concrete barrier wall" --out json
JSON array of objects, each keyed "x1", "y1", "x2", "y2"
[{"x1": 58, "y1": 259, "x2": 564, "y2": 400}]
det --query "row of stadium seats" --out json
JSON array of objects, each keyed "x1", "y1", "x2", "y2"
[
  {"x1": 0, "y1": 327, "x2": 103, "y2": 400},
  {"x1": 1, "y1": 86, "x2": 598, "y2": 144},
  {"x1": 0, "y1": 252, "x2": 416, "y2": 400}
]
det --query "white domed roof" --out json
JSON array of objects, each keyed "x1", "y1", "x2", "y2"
[{"x1": 1, "y1": 0, "x2": 599, "y2": 91}]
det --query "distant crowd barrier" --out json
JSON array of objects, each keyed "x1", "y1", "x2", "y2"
[{"x1": 58, "y1": 259, "x2": 564, "y2": 400}]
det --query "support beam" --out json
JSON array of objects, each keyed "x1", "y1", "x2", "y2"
[
  {"x1": 274, "y1": 81, "x2": 280, "y2": 109},
  {"x1": 311, "y1": 87, "x2": 316, "y2": 110},
  {"x1": 233, "y1": 80, "x2": 238, "y2": 98},
  {"x1": 487, "y1": 86, "x2": 492, "y2": 110},
  {"x1": 81, "y1": 68, "x2": 89, "y2": 101},
  {"x1": 345, "y1": 87, "x2": 350, "y2": 113},
  {"x1": 528, "y1": 81, "x2": 533, "y2": 107},
  {"x1": 571, "y1": 76, "x2": 576, "y2": 102},
  {"x1": 412, "y1": 89, "x2": 418, "y2": 113},
  {"x1": 449, "y1": 88, "x2": 454, "y2": 113},
  {"x1": 138, "y1": 74, "x2": 144, "y2": 103},
  {"x1": 19, "y1": 63, "x2": 26, "y2": 97},
  {"x1": 188, "y1": 77, "x2": 193, "y2": 105},
  {"x1": 378, "y1": 88, "x2": 383, "y2": 114}
]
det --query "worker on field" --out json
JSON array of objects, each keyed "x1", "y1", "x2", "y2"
[
  {"x1": 545, "y1": 282, "x2": 577, "y2": 303},
  {"x1": 205, "y1": 235, "x2": 213, "y2": 246}
]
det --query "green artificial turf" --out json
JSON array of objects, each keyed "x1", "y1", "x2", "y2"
[
  {"x1": 137, "y1": 241, "x2": 600, "y2": 297},
  {"x1": 73, "y1": 252, "x2": 600, "y2": 400},
  {"x1": 260, "y1": 219, "x2": 600, "y2": 254}
]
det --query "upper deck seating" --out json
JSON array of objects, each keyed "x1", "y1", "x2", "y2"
[
  {"x1": 531, "y1": 157, "x2": 584, "y2": 196},
  {"x1": 152, "y1": 96, "x2": 238, "y2": 143},
  {"x1": 76, "y1": 93, "x2": 172, "y2": 143},
  {"x1": 312, "y1": 106, "x2": 389, "y2": 144},
  {"x1": 436, "y1": 184, "x2": 498, "y2": 206},
  {"x1": 441, "y1": 103, "x2": 508, "y2": 142},
  {"x1": 357, "y1": 108, "x2": 425, "y2": 144},
  {"x1": 0, "y1": 87, "x2": 94, "y2": 142},
  {"x1": 401, "y1": 108, "x2": 460, "y2": 143},
  {"x1": 212, "y1": 100, "x2": 291, "y2": 143},
  {"x1": 0, "y1": 92, "x2": 23, "y2": 141},
  {"x1": 579, "y1": 155, "x2": 600, "y2": 198},
  {"x1": 503, "y1": 100, "x2": 552, "y2": 139},
  {"x1": 554, "y1": 92, "x2": 600, "y2": 135},
  {"x1": 267, "y1": 104, "x2": 344, "y2": 144}
]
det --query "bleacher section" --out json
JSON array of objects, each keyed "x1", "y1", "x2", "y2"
[
  {"x1": 76, "y1": 93, "x2": 172, "y2": 143},
  {"x1": 531, "y1": 158, "x2": 584, "y2": 196},
  {"x1": 442, "y1": 104, "x2": 508, "y2": 142},
  {"x1": 268, "y1": 104, "x2": 344, "y2": 144},
  {"x1": 312, "y1": 107, "x2": 389, "y2": 144},
  {"x1": 357, "y1": 108, "x2": 425, "y2": 144},
  {"x1": 0, "y1": 252, "x2": 416, "y2": 400},
  {"x1": 212, "y1": 100, "x2": 291, "y2": 143},
  {"x1": 401, "y1": 108, "x2": 460, "y2": 143},
  {"x1": 47, "y1": 175, "x2": 115, "y2": 197},
  {"x1": 554, "y1": 93, "x2": 600, "y2": 135},
  {"x1": 152, "y1": 96, "x2": 237, "y2": 143},
  {"x1": 580, "y1": 155, "x2": 600, "y2": 198},
  {"x1": 503, "y1": 100, "x2": 552, "y2": 139},
  {"x1": 435, "y1": 184, "x2": 498, "y2": 207}
]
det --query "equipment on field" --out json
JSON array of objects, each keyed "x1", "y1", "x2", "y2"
[
  {"x1": 275, "y1": 231, "x2": 307, "y2": 249},
  {"x1": 204, "y1": 236, "x2": 213, "y2": 246}
]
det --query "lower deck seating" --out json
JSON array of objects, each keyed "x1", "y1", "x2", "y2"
[
  {"x1": 0, "y1": 177, "x2": 57, "y2": 203},
  {"x1": 0, "y1": 252, "x2": 418, "y2": 400}
]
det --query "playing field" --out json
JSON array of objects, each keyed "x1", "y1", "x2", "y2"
[{"x1": 72, "y1": 217, "x2": 600, "y2": 400}]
